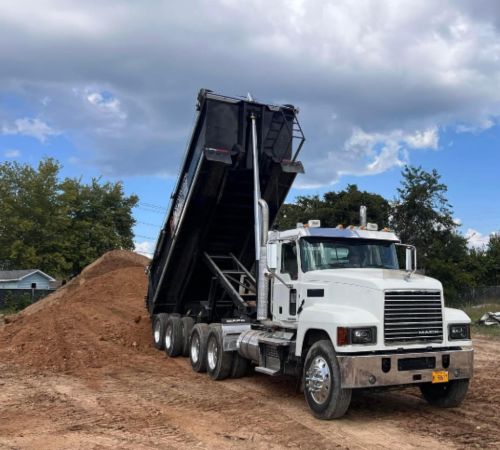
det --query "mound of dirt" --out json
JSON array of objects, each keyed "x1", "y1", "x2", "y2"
[{"x1": 0, "y1": 250, "x2": 154, "y2": 374}]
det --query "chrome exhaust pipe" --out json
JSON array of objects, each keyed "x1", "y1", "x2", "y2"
[{"x1": 360, "y1": 206, "x2": 367, "y2": 228}]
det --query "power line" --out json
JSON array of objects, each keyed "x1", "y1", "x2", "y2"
[
  {"x1": 136, "y1": 221, "x2": 161, "y2": 228},
  {"x1": 138, "y1": 202, "x2": 167, "y2": 211},
  {"x1": 134, "y1": 206, "x2": 165, "y2": 214},
  {"x1": 135, "y1": 234, "x2": 157, "y2": 240}
]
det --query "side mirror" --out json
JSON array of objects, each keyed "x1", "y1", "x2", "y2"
[
  {"x1": 405, "y1": 248, "x2": 413, "y2": 272},
  {"x1": 267, "y1": 242, "x2": 278, "y2": 270}
]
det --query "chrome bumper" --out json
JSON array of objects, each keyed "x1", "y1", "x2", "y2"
[{"x1": 337, "y1": 348, "x2": 474, "y2": 389}]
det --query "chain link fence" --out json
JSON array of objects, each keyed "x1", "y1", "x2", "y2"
[
  {"x1": 0, "y1": 289, "x2": 55, "y2": 311},
  {"x1": 447, "y1": 286, "x2": 500, "y2": 308}
]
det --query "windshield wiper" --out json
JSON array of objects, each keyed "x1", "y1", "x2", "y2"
[{"x1": 362, "y1": 264, "x2": 394, "y2": 269}]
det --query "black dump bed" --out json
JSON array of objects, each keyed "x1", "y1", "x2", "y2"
[{"x1": 146, "y1": 90, "x2": 304, "y2": 318}]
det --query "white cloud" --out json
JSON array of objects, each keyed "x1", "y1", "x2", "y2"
[
  {"x1": 296, "y1": 124, "x2": 438, "y2": 187},
  {"x1": 406, "y1": 127, "x2": 439, "y2": 149},
  {"x1": 134, "y1": 241, "x2": 154, "y2": 256},
  {"x1": 1, "y1": 1, "x2": 500, "y2": 182},
  {"x1": 2, "y1": 117, "x2": 60, "y2": 143},
  {"x1": 4, "y1": 149, "x2": 21, "y2": 158},
  {"x1": 86, "y1": 91, "x2": 127, "y2": 120},
  {"x1": 465, "y1": 228, "x2": 496, "y2": 248},
  {"x1": 40, "y1": 96, "x2": 51, "y2": 106},
  {"x1": 456, "y1": 118, "x2": 495, "y2": 134},
  {"x1": 453, "y1": 217, "x2": 462, "y2": 226}
]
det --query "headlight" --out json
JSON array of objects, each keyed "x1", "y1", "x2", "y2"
[
  {"x1": 448, "y1": 324, "x2": 471, "y2": 340},
  {"x1": 338, "y1": 327, "x2": 377, "y2": 345},
  {"x1": 352, "y1": 328, "x2": 373, "y2": 344}
]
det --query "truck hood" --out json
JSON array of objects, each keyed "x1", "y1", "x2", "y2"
[{"x1": 304, "y1": 269, "x2": 443, "y2": 292}]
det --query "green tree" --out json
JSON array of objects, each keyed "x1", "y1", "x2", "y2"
[
  {"x1": 0, "y1": 157, "x2": 138, "y2": 278},
  {"x1": 390, "y1": 166, "x2": 472, "y2": 297},
  {"x1": 277, "y1": 184, "x2": 390, "y2": 231},
  {"x1": 483, "y1": 233, "x2": 500, "y2": 286}
]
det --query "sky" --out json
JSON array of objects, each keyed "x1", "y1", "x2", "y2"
[{"x1": 1, "y1": 0, "x2": 499, "y2": 257}]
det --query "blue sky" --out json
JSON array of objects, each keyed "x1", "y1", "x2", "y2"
[{"x1": 1, "y1": 0, "x2": 500, "y2": 256}]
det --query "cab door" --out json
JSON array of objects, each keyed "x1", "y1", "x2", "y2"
[{"x1": 272, "y1": 240, "x2": 300, "y2": 323}]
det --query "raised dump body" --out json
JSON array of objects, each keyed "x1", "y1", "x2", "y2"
[{"x1": 146, "y1": 90, "x2": 305, "y2": 319}]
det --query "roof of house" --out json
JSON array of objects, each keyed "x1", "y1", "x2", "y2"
[{"x1": 0, "y1": 269, "x2": 56, "y2": 282}]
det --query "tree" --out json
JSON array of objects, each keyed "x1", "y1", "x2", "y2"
[
  {"x1": 0, "y1": 157, "x2": 138, "y2": 278},
  {"x1": 390, "y1": 166, "x2": 472, "y2": 297},
  {"x1": 483, "y1": 233, "x2": 500, "y2": 286},
  {"x1": 277, "y1": 184, "x2": 390, "y2": 231}
]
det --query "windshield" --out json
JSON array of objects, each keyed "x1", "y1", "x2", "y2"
[{"x1": 300, "y1": 238, "x2": 399, "y2": 271}]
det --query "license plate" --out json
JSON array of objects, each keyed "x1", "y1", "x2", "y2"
[{"x1": 432, "y1": 371, "x2": 449, "y2": 383}]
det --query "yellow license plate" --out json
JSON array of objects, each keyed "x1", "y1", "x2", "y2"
[{"x1": 432, "y1": 371, "x2": 449, "y2": 383}]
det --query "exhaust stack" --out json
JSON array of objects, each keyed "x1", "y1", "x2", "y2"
[
  {"x1": 360, "y1": 206, "x2": 367, "y2": 228},
  {"x1": 257, "y1": 199, "x2": 269, "y2": 320}
]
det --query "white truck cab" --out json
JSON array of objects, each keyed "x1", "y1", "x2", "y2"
[{"x1": 247, "y1": 217, "x2": 473, "y2": 418}]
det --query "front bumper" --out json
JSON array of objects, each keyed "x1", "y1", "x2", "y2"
[{"x1": 338, "y1": 348, "x2": 473, "y2": 389}]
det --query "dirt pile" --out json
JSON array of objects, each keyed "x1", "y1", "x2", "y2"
[{"x1": 0, "y1": 250, "x2": 153, "y2": 374}]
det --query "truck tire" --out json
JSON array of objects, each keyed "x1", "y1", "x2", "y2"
[
  {"x1": 229, "y1": 352, "x2": 248, "y2": 379},
  {"x1": 181, "y1": 317, "x2": 195, "y2": 357},
  {"x1": 420, "y1": 379, "x2": 469, "y2": 408},
  {"x1": 152, "y1": 313, "x2": 169, "y2": 350},
  {"x1": 164, "y1": 316, "x2": 183, "y2": 357},
  {"x1": 303, "y1": 340, "x2": 352, "y2": 420},
  {"x1": 190, "y1": 323, "x2": 210, "y2": 373},
  {"x1": 206, "y1": 324, "x2": 233, "y2": 381}
]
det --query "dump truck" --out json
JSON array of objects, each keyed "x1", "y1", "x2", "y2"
[{"x1": 146, "y1": 89, "x2": 473, "y2": 419}]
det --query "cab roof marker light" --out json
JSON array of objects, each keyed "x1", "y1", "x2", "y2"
[{"x1": 336, "y1": 224, "x2": 344, "y2": 229}]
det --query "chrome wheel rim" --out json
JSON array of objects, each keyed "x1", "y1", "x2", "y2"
[
  {"x1": 154, "y1": 320, "x2": 161, "y2": 343},
  {"x1": 165, "y1": 325, "x2": 172, "y2": 349},
  {"x1": 207, "y1": 336, "x2": 218, "y2": 370},
  {"x1": 191, "y1": 333, "x2": 200, "y2": 363},
  {"x1": 305, "y1": 356, "x2": 331, "y2": 404}
]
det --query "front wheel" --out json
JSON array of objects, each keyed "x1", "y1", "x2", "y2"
[
  {"x1": 303, "y1": 340, "x2": 352, "y2": 420},
  {"x1": 420, "y1": 379, "x2": 469, "y2": 408}
]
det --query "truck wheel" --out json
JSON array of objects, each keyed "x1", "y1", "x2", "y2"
[
  {"x1": 420, "y1": 379, "x2": 469, "y2": 408},
  {"x1": 303, "y1": 340, "x2": 352, "y2": 420},
  {"x1": 152, "y1": 313, "x2": 169, "y2": 350},
  {"x1": 164, "y1": 316, "x2": 183, "y2": 357},
  {"x1": 190, "y1": 324, "x2": 210, "y2": 373},
  {"x1": 206, "y1": 324, "x2": 233, "y2": 381},
  {"x1": 181, "y1": 317, "x2": 195, "y2": 357},
  {"x1": 229, "y1": 352, "x2": 248, "y2": 379}
]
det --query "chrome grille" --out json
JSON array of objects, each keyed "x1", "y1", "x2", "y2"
[{"x1": 384, "y1": 290, "x2": 443, "y2": 345}]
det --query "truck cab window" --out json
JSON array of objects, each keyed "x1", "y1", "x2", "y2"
[
  {"x1": 281, "y1": 242, "x2": 298, "y2": 280},
  {"x1": 301, "y1": 238, "x2": 399, "y2": 271}
]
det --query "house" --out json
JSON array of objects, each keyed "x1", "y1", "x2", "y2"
[{"x1": 0, "y1": 270, "x2": 56, "y2": 290}]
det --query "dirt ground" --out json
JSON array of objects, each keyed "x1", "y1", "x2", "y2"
[{"x1": 0, "y1": 251, "x2": 499, "y2": 450}]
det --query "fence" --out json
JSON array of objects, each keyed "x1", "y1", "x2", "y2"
[
  {"x1": 0, "y1": 288, "x2": 55, "y2": 310},
  {"x1": 447, "y1": 286, "x2": 500, "y2": 308}
]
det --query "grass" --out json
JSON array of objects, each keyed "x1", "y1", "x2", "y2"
[{"x1": 461, "y1": 303, "x2": 500, "y2": 339}]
